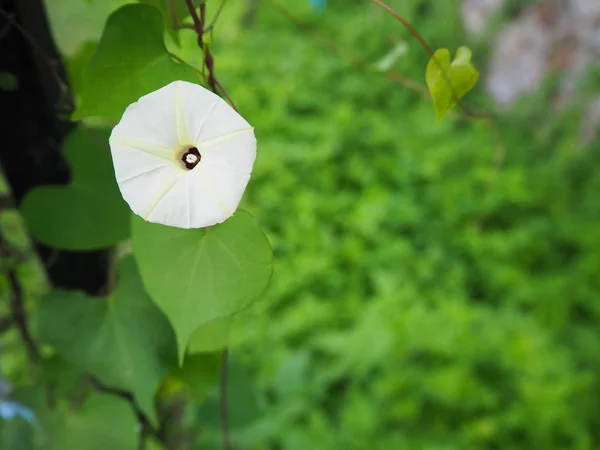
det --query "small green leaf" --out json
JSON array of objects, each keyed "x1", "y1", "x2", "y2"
[
  {"x1": 37, "y1": 256, "x2": 177, "y2": 423},
  {"x1": 20, "y1": 128, "x2": 130, "y2": 250},
  {"x1": 0, "y1": 72, "x2": 18, "y2": 91},
  {"x1": 73, "y1": 4, "x2": 199, "y2": 120},
  {"x1": 426, "y1": 46, "x2": 480, "y2": 121},
  {"x1": 131, "y1": 211, "x2": 273, "y2": 363}
]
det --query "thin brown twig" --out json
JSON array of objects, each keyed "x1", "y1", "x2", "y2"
[
  {"x1": 369, "y1": 0, "x2": 434, "y2": 56},
  {"x1": 184, "y1": 0, "x2": 203, "y2": 37},
  {"x1": 268, "y1": 0, "x2": 427, "y2": 97},
  {"x1": 205, "y1": 0, "x2": 228, "y2": 33}
]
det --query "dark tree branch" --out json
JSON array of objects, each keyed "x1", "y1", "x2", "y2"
[{"x1": 0, "y1": 0, "x2": 112, "y2": 297}]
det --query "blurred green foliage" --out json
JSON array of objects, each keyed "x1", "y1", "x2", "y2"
[
  {"x1": 2, "y1": 0, "x2": 600, "y2": 449},
  {"x1": 213, "y1": 1, "x2": 599, "y2": 449}
]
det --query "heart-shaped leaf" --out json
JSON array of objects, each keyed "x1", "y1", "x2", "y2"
[
  {"x1": 37, "y1": 256, "x2": 177, "y2": 423},
  {"x1": 73, "y1": 4, "x2": 199, "y2": 121},
  {"x1": 131, "y1": 210, "x2": 273, "y2": 363},
  {"x1": 20, "y1": 128, "x2": 130, "y2": 250},
  {"x1": 426, "y1": 46, "x2": 480, "y2": 121}
]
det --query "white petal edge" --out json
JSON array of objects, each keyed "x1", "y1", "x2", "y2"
[{"x1": 110, "y1": 82, "x2": 181, "y2": 159}]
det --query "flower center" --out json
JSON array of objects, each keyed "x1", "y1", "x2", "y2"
[{"x1": 181, "y1": 147, "x2": 201, "y2": 170}]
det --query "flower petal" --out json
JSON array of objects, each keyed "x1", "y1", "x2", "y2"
[
  {"x1": 110, "y1": 141, "x2": 183, "y2": 219},
  {"x1": 110, "y1": 81, "x2": 257, "y2": 229},
  {"x1": 200, "y1": 128, "x2": 256, "y2": 173},
  {"x1": 146, "y1": 173, "x2": 229, "y2": 228},
  {"x1": 110, "y1": 82, "x2": 180, "y2": 160},
  {"x1": 195, "y1": 163, "x2": 251, "y2": 214},
  {"x1": 179, "y1": 81, "x2": 251, "y2": 145}
]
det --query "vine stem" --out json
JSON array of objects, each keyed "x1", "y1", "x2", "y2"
[
  {"x1": 368, "y1": 0, "x2": 434, "y2": 56},
  {"x1": 181, "y1": 2, "x2": 234, "y2": 449},
  {"x1": 267, "y1": 0, "x2": 428, "y2": 96},
  {"x1": 220, "y1": 348, "x2": 233, "y2": 450}
]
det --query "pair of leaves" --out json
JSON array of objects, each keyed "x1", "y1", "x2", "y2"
[
  {"x1": 20, "y1": 128, "x2": 130, "y2": 250},
  {"x1": 426, "y1": 46, "x2": 479, "y2": 121},
  {"x1": 36, "y1": 253, "x2": 261, "y2": 423}
]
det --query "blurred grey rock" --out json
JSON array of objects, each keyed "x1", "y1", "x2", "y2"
[
  {"x1": 485, "y1": 14, "x2": 551, "y2": 107},
  {"x1": 461, "y1": 0, "x2": 506, "y2": 34}
]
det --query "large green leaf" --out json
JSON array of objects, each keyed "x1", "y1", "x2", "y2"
[
  {"x1": 131, "y1": 211, "x2": 273, "y2": 363},
  {"x1": 425, "y1": 46, "x2": 480, "y2": 121},
  {"x1": 37, "y1": 256, "x2": 177, "y2": 423},
  {"x1": 73, "y1": 4, "x2": 200, "y2": 121},
  {"x1": 14, "y1": 387, "x2": 137, "y2": 450},
  {"x1": 20, "y1": 128, "x2": 130, "y2": 250}
]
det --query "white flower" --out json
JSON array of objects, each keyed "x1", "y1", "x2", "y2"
[{"x1": 109, "y1": 81, "x2": 256, "y2": 229}]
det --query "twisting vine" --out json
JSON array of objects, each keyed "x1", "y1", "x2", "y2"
[{"x1": 182, "y1": 3, "x2": 234, "y2": 450}]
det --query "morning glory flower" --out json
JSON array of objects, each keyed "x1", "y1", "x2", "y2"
[{"x1": 109, "y1": 81, "x2": 256, "y2": 229}]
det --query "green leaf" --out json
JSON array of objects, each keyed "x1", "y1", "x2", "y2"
[
  {"x1": 20, "y1": 128, "x2": 130, "y2": 250},
  {"x1": 0, "y1": 418, "x2": 34, "y2": 450},
  {"x1": 37, "y1": 256, "x2": 177, "y2": 423},
  {"x1": 66, "y1": 41, "x2": 98, "y2": 101},
  {"x1": 187, "y1": 316, "x2": 232, "y2": 354},
  {"x1": 15, "y1": 387, "x2": 138, "y2": 450},
  {"x1": 0, "y1": 71, "x2": 18, "y2": 91},
  {"x1": 44, "y1": 0, "x2": 133, "y2": 57},
  {"x1": 73, "y1": 4, "x2": 200, "y2": 121},
  {"x1": 131, "y1": 211, "x2": 273, "y2": 363},
  {"x1": 425, "y1": 46, "x2": 480, "y2": 121},
  {"x1": 39, "y1": 356, "x2": 85, "y2": 401}
]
